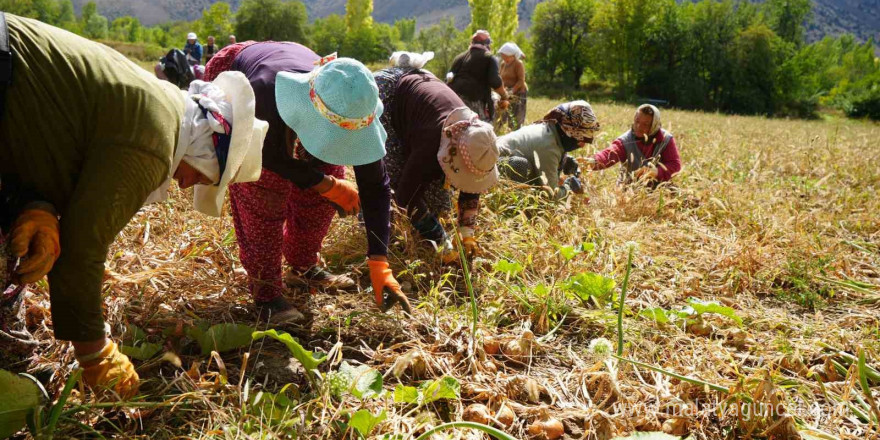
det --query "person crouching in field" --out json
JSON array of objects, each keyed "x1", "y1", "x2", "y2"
[
  {"x1": 373, "y1": 64, "x2": 501, "y2": 263},
  {"x1": 0, "y1": 13, "x2": 268, "y2": 398},
  {"x1": 584, "y1": 104, "x2": 681, "y2": 185},
  {"x1": 497, "y1": 101, "x2": 600, "y2": 199},
  {"x1": 205, "y1": 45, "x2": 412, "y2": 318}
]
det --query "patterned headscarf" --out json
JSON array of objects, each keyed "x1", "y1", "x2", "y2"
[{"x1": 540, "y1": 100, "x2": 600, "y2": 144}]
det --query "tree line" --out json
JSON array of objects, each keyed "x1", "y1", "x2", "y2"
[{"x1": 1, "y1": 0, "x2": 877, "y2": 119}]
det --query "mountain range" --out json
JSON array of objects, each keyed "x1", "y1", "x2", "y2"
[{"x1": 71, "y1": 0, "x2": 879, "y2": 44}]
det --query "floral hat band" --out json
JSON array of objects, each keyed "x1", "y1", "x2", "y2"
[{"x1": 308, "y1": 53, "x2": 377, "y2": 131}]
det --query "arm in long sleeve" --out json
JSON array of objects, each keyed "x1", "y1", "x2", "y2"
[
  {"x1": 271, "y1": 154, "x2": 326, "y2": 189},
  {"x1": 193, "y1": 43, "x2": 203, "y2": 63},
  {"x1": 49, "y1": 147, "x2": 167, "y2": 341},
  {"x1": 354, "y1": 160, "x2": 392, "y2": 256},
  {"x1": 592, "y1": 139, "x2": 627, "y2": 171},
  {"x1": 487, "y1": 57, "x2": 503, "y2": 90},
  {"x1": 655, "y1": 136, "x2": 681, "y2": 181}
]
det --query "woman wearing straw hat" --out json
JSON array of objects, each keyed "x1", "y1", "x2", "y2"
[
  {"x1": 206, "y1": 44, "x2": 411, "y2": 316},
  {"x1": 496, "y1": 42, "x2": 528, "y2": 132},
  {"x1": 0, "y1": 14, "x2": 268, "y2": 398},
  {"x1": 497, "y1": 101, "x2": 600, "y2": 198},
  {"x1": 373, "y1": 65, "x2": 500, "y2": 262}
]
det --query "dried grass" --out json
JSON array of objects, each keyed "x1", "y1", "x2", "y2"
[{"x1": 2, "y1": 99, "x2": 879, "y2": 439}]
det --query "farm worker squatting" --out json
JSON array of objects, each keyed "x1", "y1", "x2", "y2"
[{"x1": 583, "y1": 104, "x2": 682, "y2": 184}]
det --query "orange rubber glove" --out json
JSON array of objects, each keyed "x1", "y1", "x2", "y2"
[
  {"x1": 10, "y1": 209, "x2": 61, "y2": 284},
  {"x1": 459, "y1": 226, "x2": 478, "y2": 257},
  {"x1": 318, "y1": 176, "x2": 360, "y2": 217},
  {"x1": 78, "y1": 341, "x2": 140, "y2": 399},
  {"x1": 367, "y1": 259, "x2": 412, "y2": 314}
]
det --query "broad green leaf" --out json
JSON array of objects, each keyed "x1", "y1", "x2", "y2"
[
  {"x1": 394, "y1": 377, "x2": 460, "y2": 405},
  {"x1": 414, "y1": 421, "x2": 519, "y2": 440},
  {"x1": 120, "y1": 342, "x2": 163, "y2": 360},
  {"x1": 248, "y1": 390, "x2": 296, "y2": 422},
  {"x1": 338, "y1": 361, "x2": 383, "y2": 399},
  {"x1": 123, "y1": 324, "x2": 147, "y2": 345},
  {"x1": 393, "y1": 384, "x2": 420, "y2": 404},
  {"x1": 684, "y1": 298, "x2": 743, "y2": 325},
  {"x1": 252, "y1": 329, "x2": 326, "y2": 374},
  {"x1": 0, "y1": 370, "x2": 43, "y2": 439},
  {"x1": 556, "y1": 244, "x2": 580, "y2": 261},
  {"x1": 582, "y1": 242, "x2": 597, "y2": 252},
  {"x1": 533, "y1": 283, "x2": 550, "y2": 297},
  {"x1": 189, "y1": 323, "x2": 255, "y2": 355},
  {"x1": 419, "y1": 376, "x2": 460, "y2": 404},
  {"x1": 612, "y1": 432, "x2": 681, "y2": 440},
  {"x1": 639, "y1": 307, "x2": 675, "y2": 324},
  {"x1": 798, "y1": 427, "x2": 842, "y2": 440},
  {"x1": 562, "y1": 272, "x2": 616, "y2": 305},
  {"x1": 349, "y1": 409, "x2": 387, "y2": 438},
  {"x1": 493, "y1": 259, "x2": 523, "y2": 276}
]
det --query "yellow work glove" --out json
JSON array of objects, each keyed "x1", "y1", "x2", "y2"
[
  {"x1": 318, "y1": 176, "x2": 360, "y2": 217},
  {"x1": 10, "y1": 209, "x2": 61, "y2": 284},
  {"x1": 78, "y1": 341, "x2": 140, "y2": 400},
  {"x1": 438, "y1": 238, "x2": 458, "y2": 264},
  {"x1": 367, "y1": 259, "x2": 412, "y2": 314},
  {"x1": 459, "y1": 226, "x2": 478, "y2": 257}
]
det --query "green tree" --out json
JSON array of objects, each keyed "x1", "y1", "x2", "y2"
[
  {"x1": 110, "y1": 16, "x2": 142, "y2": 42},
  {"x1": 764, "y1": 0, "x2": 811, "y2": 47},
  {"x1": 637, "y1": 0, "x2": 689, "y2": 103},
  {"x1": 345, "y1": 0, "x2": 373, "y2": 33},
  {"x1": 311, "y1": 14, "x2": 347, "y2": 56},
  {"x1": 235, "y1": 0, "x2": 309, "y2": 43},
  {"x1": 491, "y1": 0, "x2": 520, "y2": 44},
  {"x1": 394, "y1": 17, "x2": 416, "y2": 44},
  {"x1": 530, "y1": 0, "x2": 595, "y2": 87},
  {"x1": 80, "y1": 1, "x2": 108, "y2": 39},
  {"x1": 198, "y1": 2, "x2": 234, "y2": 43},
  {"x1": 56, "y1": 0, "x2": 75, "y2": 26},
  {"x1": 727, "y1": 24, "x2": 786, "y2": 115},
  {"x1": 468, "y1": 0, "x2": 493, "y2": 33},
  {"x1": 33, "y1": 0, "x2": 59, "y2": 23},
  {"x1": 414, "y1": 17, "x2": 468, "y2": 78}
]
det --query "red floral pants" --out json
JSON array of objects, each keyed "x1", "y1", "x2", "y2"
[{"x1": 229, "y1": 167, "x2": 344, "y2": 302}]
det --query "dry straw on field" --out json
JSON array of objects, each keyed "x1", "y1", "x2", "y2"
[{"x1": 2, "y1": 99, "x2": 879, "y2": 439}]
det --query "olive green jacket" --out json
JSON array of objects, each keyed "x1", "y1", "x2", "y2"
[{"x1": 0, "y1": 15, "x2": 183, "y2": 341}]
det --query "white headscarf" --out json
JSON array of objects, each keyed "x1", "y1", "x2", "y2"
[
  {"x1": 497, "y1": 42, "x2": 524, "y2": 60},
  {"x1": 389, "y1": 51, "x2": 435, "y2": 69},
  {"x1": 636, "y1": 104, "x2": 662, "y2": 136},
  {"x1": 145, "y1": 72, "x2": 268, "y2": 216}
]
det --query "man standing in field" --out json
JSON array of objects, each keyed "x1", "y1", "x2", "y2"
[{"x1": 205, "y1": 35, "x2": 218, "y2": 64}]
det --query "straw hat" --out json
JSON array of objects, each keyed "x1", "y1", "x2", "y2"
[{"x1": 437, "y1": 107, "x2": 500, "y2": 193}]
